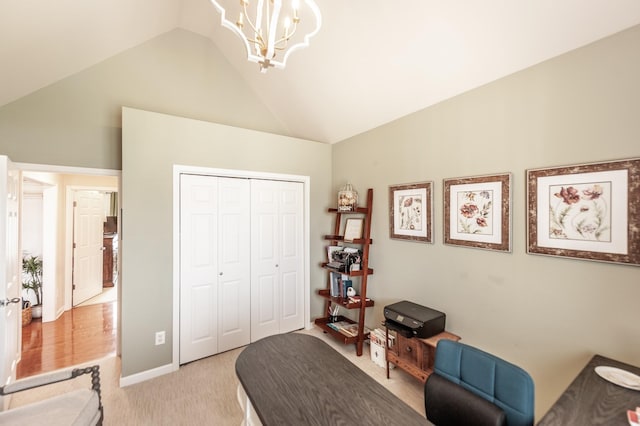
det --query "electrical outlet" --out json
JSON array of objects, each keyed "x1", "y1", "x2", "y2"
[{"x1": 155, "y1": 331, "x2": 165, "y2": 345}]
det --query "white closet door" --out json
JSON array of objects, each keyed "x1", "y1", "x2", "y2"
[
  {"x1": 250, "y1": 180, "x2": 279, "y2": 341},
  {"x1": 180, "y1": 174, "x2": 219, "y2": 363},
  {"x1": 216, "y1": 177, "x2": 251, "y2": 352},
  {"x1": 181, "y1": 175, "x2": 251, "y2": 363},
  {"x1": 251, "y1": 180, "x2": 304, "y2": 341},
  {"x1": 277, "y1": 181, "x2": 304, "y2": 334}
]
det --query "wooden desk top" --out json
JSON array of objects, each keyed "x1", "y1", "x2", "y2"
[
  {"x1": 420, "y1": 331, "x2": 461, "y2": 347},
  {"x1": 236, "y1": 333, "x2": 430, "y2": 426},
  {"x1": 537, "y1": 354, "x2": 640, "y2": 425}
]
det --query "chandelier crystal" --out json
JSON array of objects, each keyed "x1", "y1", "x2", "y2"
[{"x1": 209, "y1": 0, "x2": 322, "y2": 73}]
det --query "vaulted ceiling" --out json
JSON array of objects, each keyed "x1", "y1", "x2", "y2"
[{"x1": 2, "y1": 0, "x2": 640, "y2": 143}]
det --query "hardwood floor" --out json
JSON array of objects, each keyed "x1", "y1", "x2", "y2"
[{"x1": 17, "y1": 301, "x2": 117, "y2": 379}]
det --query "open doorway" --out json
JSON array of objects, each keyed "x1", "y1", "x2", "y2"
[
  {"x1": 17, "y1": 167, "x2": 120, "y2": 378},
  {"x1": 70, "y1": 189, "x2": 117, "y2": 307}
]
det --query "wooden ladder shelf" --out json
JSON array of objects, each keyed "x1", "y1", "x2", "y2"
[{"x1": 314, "y1": 188, "x2": 374, "y2": 356}]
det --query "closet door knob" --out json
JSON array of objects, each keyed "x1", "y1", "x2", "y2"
[{"x1": 219, "y1": 272, "x2": 223, "y2": 276}]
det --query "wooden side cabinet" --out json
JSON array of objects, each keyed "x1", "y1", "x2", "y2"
[
  {"x1": 102, "y1": 235, "x2": 115, "y2": 287},
  {"x1": 385, "y1": 330, "x2": 460, "y2": 383}
]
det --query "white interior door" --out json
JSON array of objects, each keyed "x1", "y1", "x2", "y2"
[
  {"x1": 250, "y1": 180, "x2": 304, "y2": 341},
  {"x1": 72, "y1": 191, "x2": 104, "y2": 306},
  {"x1": 0, "y1": 156, "x2": 20, "y2": 408},
  {"x1": 180, "y1": 175, "x2": 250, "y2": 363}
]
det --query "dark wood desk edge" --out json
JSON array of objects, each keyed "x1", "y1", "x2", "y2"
[
  {"x1": 537, "y1": 354, "x2": 640, "y2": 425},
  {"x1": 236, "y1": 333, "x2": 430, "y2": 426}
]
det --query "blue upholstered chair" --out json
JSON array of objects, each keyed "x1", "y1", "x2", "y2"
[{"x1": 424, "y1": 340, "x2": 534, "y2": 426}]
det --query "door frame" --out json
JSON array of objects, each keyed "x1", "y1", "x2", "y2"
[
  {"x1": 172, "y1": 165, "x2": 311, "y2": 372},
  {"x1": 20, "y1": 178, "x2": 57, "y2": 322},
  {"x1": 41, "y1": 184, "x2": 58, "y2": 322},
  {"x1": 0, "y1": 155, "x2": 19, "y2": 408},
  {"x1": 14, "y1": 162, "x2": 121, "y2": 338},
  {"x1": 66, "y1": 186, "x2": 117, "y2": 309}
]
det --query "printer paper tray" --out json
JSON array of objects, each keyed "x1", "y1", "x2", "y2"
[{"x1": 384, "y1": 320, "x2": 414, "y2": 338}]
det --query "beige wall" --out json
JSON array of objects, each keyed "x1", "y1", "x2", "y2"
[
  {"x1": 0, "y1": 29, "x2": 285, "y2": 170},
  {"x1": 0, "y1": 29, "x2": 315, "y2": 377},
  {"x1": 121, "y1": 107, "x2": 332, "y2": 377},
  {"x1": 333, "y1": 25, "x2": 640, "y2": 418}
]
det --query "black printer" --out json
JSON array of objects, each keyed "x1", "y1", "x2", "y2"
[{"x1": 384, "y1": 300, "x2": 445, "y2": 339}]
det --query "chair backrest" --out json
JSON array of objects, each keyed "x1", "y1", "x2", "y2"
[
  {"x1": 425, "y1": 372, "x2": 507, "y2": 426},
  {"x1": 433, "y1": 340, "x2": 534, "y2": 426}
]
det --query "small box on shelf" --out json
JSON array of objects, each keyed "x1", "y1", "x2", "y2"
[
  {"x1": 347, "y1": 295, "x2": 372, "y2": 306},
  {"x1": 315, "y1": 315, "x2": 371, "y2": 335},
  {"x1": 316, "y1": 289, "x2": 374, "y2": 309}
]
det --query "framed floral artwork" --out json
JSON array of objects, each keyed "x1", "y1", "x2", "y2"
[
  {"x1": 444, "y1": 173, "x2": 512, "y2": 252},
  {"x1": 527, "y1": 158, "x2": 640, "y2": 265},
  {"x1": 389, "y1": 182, "x2": 433, "y2": 243}
]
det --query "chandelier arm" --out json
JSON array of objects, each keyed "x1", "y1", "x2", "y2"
[
  {"x1": 264, "y1": 0, "x2": 282, "y2": 60},
  {"x1": 255, "y1": 0, "x2": 268, "y2": 56},
  {"x1": 274, "y1": 22, "x2": 298, "y2": 47},
  {"x1": 245, "y1": 37, "x2": 264, "y2": 45},
  {"x1": 265, "y1": 0, "x2": 271, "y2": 38},
  {"x1": 242, "y1": 1, "x2": 267, "y2": 53}
]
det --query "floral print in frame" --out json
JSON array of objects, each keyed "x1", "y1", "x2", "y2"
[
  {"x1": 389, "y1": 182, "x2": 433, "y2": 243},
  {"x1": 549, "y1": 182, "x2": 611, "y2": 241},
  {"x1": 527, "y1": 158, "x2": 640, "y2": 266},
  {"x1": 444, "y1": 173, "x2": 511, "y2": 252}
]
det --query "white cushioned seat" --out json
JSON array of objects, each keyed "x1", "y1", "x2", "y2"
[
  {"x1": 0, "y1": 389, "x2": 100, "y2": 426},
  {"x1": 0, "y1": 365, "x2": 103, "y2": 426}
]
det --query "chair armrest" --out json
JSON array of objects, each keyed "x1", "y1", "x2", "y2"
[
  {"x1": 0, "y1": 365, "x2": 101, "y2": 397},
  {"x1": 425, "y1": 373, "x2": 506, "y2": 426}
]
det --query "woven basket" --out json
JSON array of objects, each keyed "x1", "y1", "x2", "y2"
[{"x1": 22, "y1": 305, "x2": 32, "y2": 326}]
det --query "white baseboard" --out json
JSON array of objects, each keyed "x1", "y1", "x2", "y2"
[{"x1": 119, "y1": 362, "x2": 176, "y2": 387}]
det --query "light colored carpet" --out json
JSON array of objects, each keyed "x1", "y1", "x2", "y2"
[{"x1": 8, "y1": 327, "x2": 425, "y2": 425}]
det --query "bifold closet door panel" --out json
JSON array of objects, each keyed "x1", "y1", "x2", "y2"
[
  {"x1": 179, "y1": 175, "x2": 251, "y2": 363},
  {"x1": 180, "y1": 174, "x2": 219, "y2": 364},
  {"x1": 216, "y1": 177, "x2": 251, "y2": 353},
  {"x1": 250, "y1": 180, "x2": 304, "y2": 342},
  {"x1": 251, "y1": 179, "x2": 279, "y2": 341},
  {"x1": 277, "y1": 181, "x2": 304, "y2": 335}
]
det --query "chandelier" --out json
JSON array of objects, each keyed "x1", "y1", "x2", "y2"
[{"x1": 209, "y1": 0, "x2": 322, "y2": 73}]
